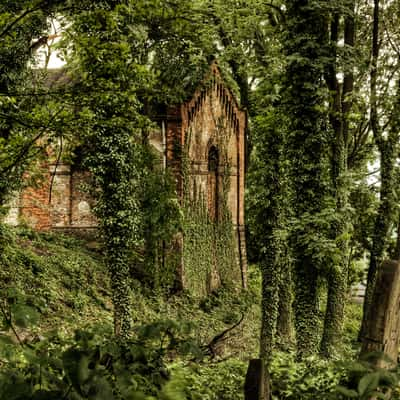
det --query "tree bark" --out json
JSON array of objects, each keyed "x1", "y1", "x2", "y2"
[
  {"x1": 277, "y1": 265, "x2": 293, "y2": 345},
  {"x1": 284, "y1": 0, "x2": 331, "y2": 358},
  {"x1": 321, "y1": 0, "x2": 355, "y2": 357},
  {"x1": 360, "y1": 137, "x2": 398, "y2": 340},
  {"x1": 293, "y1": 258, "x2": 320, "y2": 358}
]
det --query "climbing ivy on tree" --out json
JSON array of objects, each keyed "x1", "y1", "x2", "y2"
[
  {"x1": 248, "y1": 105, "x2": 292, "y2": 363},
  {"x1": 318, "y1": 0, "x2": 356, "y2": 357},
  {"x1": 246, "y1": 17, "x2": 294, "y2": 360},
  {"x1": 64, "y1": 1, "x2": 153, "y2": 338},
  {"x1": 282, "y1": 0, "x2": 333, "y2": 358},
  {"x1": 5, "y1": 0, "x2": 400, "y2": 365}
]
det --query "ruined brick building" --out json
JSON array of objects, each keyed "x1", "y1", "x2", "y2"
[{"x1": 6, "y1": 62, "x2": 247, "y2": 292}]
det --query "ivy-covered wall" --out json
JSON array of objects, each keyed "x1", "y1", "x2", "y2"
[
  {"x1": 181, "y1": 156, "x2": 240, "y2": 297},
  {"x1": 168, "y1": 62, "x2": 247, "y2": 296},
  {"x1": 7, "y1": 63, "x2": 247, "y2": 297}
]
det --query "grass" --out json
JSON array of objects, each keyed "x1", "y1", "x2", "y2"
[{"x1": 0, "y1": 223, "x2": 363, "y2": 359}]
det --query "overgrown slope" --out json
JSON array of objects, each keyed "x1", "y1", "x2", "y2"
[
  {"x1": 0, "y1": 225, "x2": 367, "y2": 400},
  {"x1": 0, "y1": 225, "x2": 261, "y2": 399},
  {"x1": 0, "y1": 225, "x2": 112, "y2": 338},
  {"x1": 0, "y1": 225, "x2": 260, "y2": 355}
]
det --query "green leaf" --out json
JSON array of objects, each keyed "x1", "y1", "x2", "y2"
[
  {"x1": 62, "y1": 348, "x2": 85, "y2": 396},
  {"x1": 369, "y1": 391, "x2": 389, "y2": 399},
  {"x1": 31, "y1": 390, "x2": 63, "y2": 400},
  {"x1": 87, "y1": 376, "x2": 115, "y2": 400},
  {"x1": 78, "y1": 354, "x2": 91, "y2": 385},
  {"x1": 358, "y1": 372, "x2": 380, "y2": 397},
  {"x1": 0, "y1": 334, "x2": 14, "y2": 346},
  {"x1": 11, "y1": 304, "x2": 39, "y2": 328},
  {"x1": 336, "y1": 386, "x2": 358, "y2": 397}
]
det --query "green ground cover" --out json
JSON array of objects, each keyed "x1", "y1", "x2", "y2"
[{"x1": 1, "y1": 225, "x2": 392, "y2": 400}]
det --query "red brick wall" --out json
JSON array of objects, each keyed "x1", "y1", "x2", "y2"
[
  {"x1": 20, "y1": 166, "x2": 52, "y2": 230},
  {"x1": 19, "y1": 164, "x2": 97, "y2": 231},
  {"x1": 70, "y1": 171, "x2": 97, "y2": 227},
  {"x1": 17, "y1": 62, "x2": 247, "y2": 287}
]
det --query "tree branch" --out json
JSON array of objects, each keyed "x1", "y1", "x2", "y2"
[
  {"x1": 0, "y1": 301, "x2": 24, "y2": 347},
  {"x1": 0, "y1": 107, "x2": 65, "y2": 177},
  {"x1": 0, "y1": 1, "x2": 47, "y2": 39}
]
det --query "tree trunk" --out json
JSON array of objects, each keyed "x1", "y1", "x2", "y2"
[
  {"x1": 360, "y1": 260, "x2": 400, "y2": 371},
  {"x1": 277, "y1": 264, "x2": 293, "y2": 345},
  {"x1": 284, "y1": 0, "x2": 330, "y2": 358},
  {"x1": 321, "y1": 266, "x2": 347, "y2": 357},
  {"x1": 359, "y1": 0, "x2": 400, "y2": 337},
  {"x1": 360, "y1": 141, "x2": 398, "y2": 339},
  {"x1": 244, "y1": 359, "x2": 271, "y2": 400},
  {"x1": 108, "y1": 253, "x2": 132, "y2": 339},
  {"x1": 321, "y1": 0, "x2": 355, "y2": 357},
  {"x1": 259, "y1": 255, "x2": 280, "y2": 362},
  {"x1": 293, "y1": 259, "x2": 320, "y2": 358},
  {"x1": 392, "y1": 214, "x2": 400, "y2": 260}
]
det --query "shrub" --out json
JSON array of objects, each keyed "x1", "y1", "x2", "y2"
[
  {"x1": 0, "y1": 321, "x2": 202, "y2": 400},
  {"x1": 269, "y1": 351, "x2": 344, "y2": 399},
  {"x1": 170, "y1": 359, "x2": 247, "y2": 400}
]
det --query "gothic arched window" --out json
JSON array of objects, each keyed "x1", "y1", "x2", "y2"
[
  {"x1": 208, "y1": 146, "x2": 219, "y2": 172},
  {"x1": 207, "y1": 146, "x2": 219, "y2": 221}
]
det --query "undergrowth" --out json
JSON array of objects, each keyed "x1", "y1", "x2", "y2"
[{"x1": 1, "y1": 224, "x2": 395, "y2": 399}]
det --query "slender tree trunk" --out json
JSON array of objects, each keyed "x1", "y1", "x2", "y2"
[
  {"x1": 321, "y1": 266, "x2": 347, "y2": 356},
  {"x1": 293, "y1": 258, "x2": 320, "y2": 358},
  {"x1": 321, "y1": 0, "x2": 355, "y2": 357},
  {"x1": 260, "y1": 254, "x2": 280, "y2": 363},
  {"x1": 109, "y1": 257, "x2": 132, "y2": 338},
  {"x1": 251, "y1": 83, "x2": 289, "y2": 359},
  {"x1": 257, "y1": 130, "x2": 287, "y2": 362},
  {"x1": 277, "y1": 265, "x2": 293, "y2": 345}
]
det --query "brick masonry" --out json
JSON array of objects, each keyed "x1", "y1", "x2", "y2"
[
  {"x1": 7, "y1": 62, "x2": 247, "y2": 289},
  {"x1": 170, "y1": 62, "x2": 248, "y2": 288},
  {"x1": 8, "y1": 164, "x2": 97, "y2": 232}
]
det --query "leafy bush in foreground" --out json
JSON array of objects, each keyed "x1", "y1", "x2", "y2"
[
  {"x1": 170, "y1": 359, "x2": 246, "y2": 400},
  {"x1": 269, "y1": 351, "x2": 343, "y2": 399},
  {"x1": 0, "y1": 322, "x2": 199, "y2": 400}
]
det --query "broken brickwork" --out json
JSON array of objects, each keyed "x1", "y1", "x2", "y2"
[
  {"x1": 9, "y1": 164, "x2": 96, "y2": 234},
  {"x1": 8, "y1": 62, "x2": 247, "y2": 290},
  {"x1": 173, "y1": 62, "x2": 248, "y2": 288}
]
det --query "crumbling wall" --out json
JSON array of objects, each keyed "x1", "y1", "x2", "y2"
[
  {"x1": 175, "y1": 62, "x2": 247, "y2": 293},
  {"x1": 8, "y1": 62, "x2": 247, "y2": 294},
  {"x1": 13, "y1": 164, "x2": 96, "y2": 232}
]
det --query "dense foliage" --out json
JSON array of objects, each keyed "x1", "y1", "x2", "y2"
[
  {"x1": 2, "y1": 0, "x2": 400, "y2": 397},
  {"x1": 0, "y1": 1, "x2": 63, "y2": 208},
  {"x1": 2, "y1": 225, "x2": 400, "y2": 399}
]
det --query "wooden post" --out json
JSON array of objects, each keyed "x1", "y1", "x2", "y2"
[
  {"x1": 360, "y1": 260, "x2": 400, "y2": 368},
  {"x1": 244, "y1": 359, "x2": 271, "y2": 400}
]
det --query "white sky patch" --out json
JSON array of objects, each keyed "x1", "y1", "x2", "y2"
[
  {"x1": 36, "y1": 18, "x2": 66, "y2": 69},
  {"x1": 367, "y1": 159, "x2": 380, "y2": 187},
  {"x1": 46, "y1": 48, "x2": 65, "y2": 69}
]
